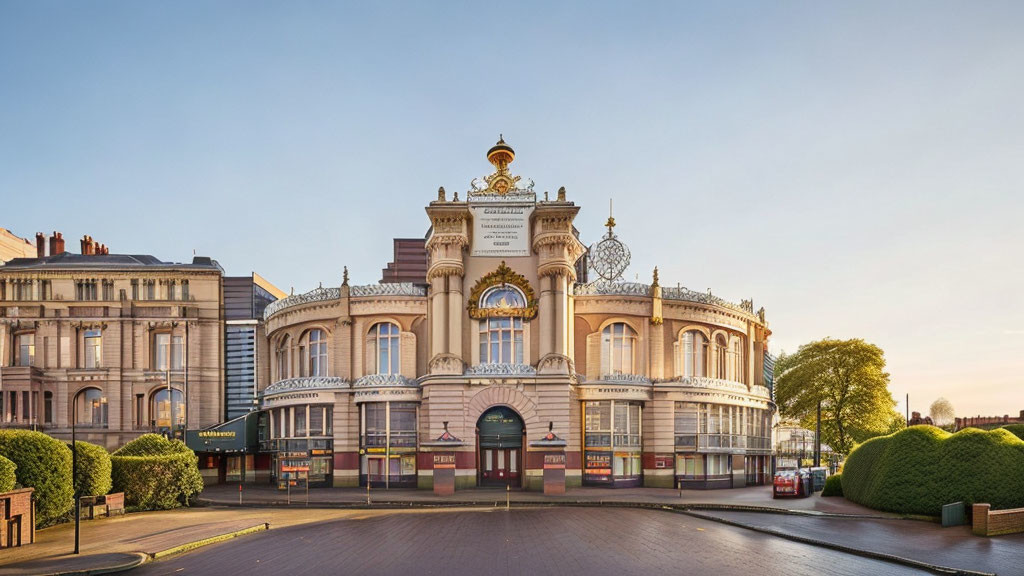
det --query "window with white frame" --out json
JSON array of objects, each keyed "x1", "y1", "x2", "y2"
[
  {"x1": 681, "y1": 330, "x2": 707, "y2": 377},
  {"x1": 369, "y1": 323, "x2": 400, "y2": 374},
  {"x1": 16, "y1": 333, "x2": 34, "y2": 367},
  {"x1": 84, "y1": 329, "x2": 102, "y2": 369},
  {"x1": 477, "y1": 285, "x2": 526, "y2": 365},
  {"x1": 601, "y1": 322, "x2": 637, "y2": 376},
  {"x1": 308, "y1": 329, "x2": 328, "y2": 377}
]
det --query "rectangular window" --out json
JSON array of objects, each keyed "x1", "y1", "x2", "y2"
[
  {"x1": 363, "y1": 403, "x2": 387, "y2": 447},
  {"x1": 155, "y1": 333, "x2": 170, "y2": 371},
  {"x1": 389, "y1": 402, "x2": 417, "y2": 448},
  {"x1": 309, "y1": 406, "x2": 324, "y2": 436},
  {"x1": 171, "y1": 335, "x2": 184, "y2": 370},
  {"x1": 16, "y1": 333, "x2": 34, "y2": 367},
  {"x1": 84, "y1": 329, "x2": 102, "y2": 369},
  {"x1": 22, "y1": 391, "x2": 30, "y2": 420},
  {"x1": 181, "y1": 280, "x2": 189, "y2": 301},
  {"x1": 45, "y1": 392, "x2": 53, "y2": 424},
  {"x1": 295, "y1": 405, "x2": 307, "y2": 436},
  {"x1": 146, "y1": 281, "x2": 155, "y2": 300},
  {"x1": 168, "y1": 282, "x2": 176, "y2": 301},
  {"x1": 131, "y1": 280, "x2": 139, "y2": 300},
  {"x1": 102, "y1": 281, "x2": 114, "y2": 301}
]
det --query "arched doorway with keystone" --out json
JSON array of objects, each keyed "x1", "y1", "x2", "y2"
[{"x1": 476, "y1": 405, "x2": 525, "y2": 488}]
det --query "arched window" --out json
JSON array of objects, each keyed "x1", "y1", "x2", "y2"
[
  {"x1": 74, "y1": 387, "x2": 108, "y2": 428},
  {"x1": 308, "y1": 329, "x2": 328, "y2": 377},
  {"x1": 276, "y1": 336, "x2": 290, "y2": 380},
  {"x1": 478, "y1": 286, "x2": 526, "y2": 364},
  {"x1": 369, "y1": 323, "x2": 401, "y2": 375},
  {"x1": 601, "y1": 322, "x2": 637, "y2": 376},
  {"x1": 681, "y1": 330, "x2": 707, "y2": 378},
  {"x1": 481, "y1": 286, "x2": 526, "y2": 309},
  {"x1": 151, "y1": 388, "x2": 185, "y2": 429},
  {"x1": 716, "y1": 334, "x2": 728, "y2": 379}
]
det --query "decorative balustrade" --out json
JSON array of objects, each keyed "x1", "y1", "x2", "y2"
[{"x1": 263, "y1": 376, "x2": 350, "y2": 396}]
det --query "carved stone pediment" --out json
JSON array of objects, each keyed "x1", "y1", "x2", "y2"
[
  {"x1": 537, "y1": 353, "x2": 573, "y2": 376},
  {"x1": 429, "y1": 353, "x2": 465, "y2": 375}
]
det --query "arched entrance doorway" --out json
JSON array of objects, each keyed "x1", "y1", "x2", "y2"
[{"x1": 476, "y1": 406, "x2": 524, "y2": 488}]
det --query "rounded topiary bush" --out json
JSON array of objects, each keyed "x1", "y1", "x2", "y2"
[
  {"x1": 0, "y1": 454, "x2": 17, "y2": 493},
  {"x1": 71, "y1": 441, "x2": 112, "y2": 497},
  {"x1": 111, "y1": 434, "x2": 203, "y2": 511},
  {"x1": 821, "y1": 474, "x2": 843, "y2": 497},
  {"x1": 0, "y1": 429, "x2": 73, "y2": 526},
  {"x1": 842, "y1": 426, "x2": 1024, "y2": 515},
  {"x1": 1002, "y1": 424, "x2": 1024, "y2": 441}
]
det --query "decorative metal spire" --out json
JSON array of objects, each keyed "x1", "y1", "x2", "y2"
[{"x1": 588, "y1": 199, "x2": 631, "y2": 282}]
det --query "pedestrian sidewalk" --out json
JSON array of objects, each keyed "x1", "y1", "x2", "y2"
[
  {"x1": 690, "y1": 509, "x2": 1024, "y2": 576},
  {"x1": 201, "y1": 483, "x2": 896, "y2": 517},
  {"x1": 0, "y1": 507, "x2": 357, "y2": 576}
]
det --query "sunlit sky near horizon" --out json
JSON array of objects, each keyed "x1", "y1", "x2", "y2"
[{"x1": 2, "y1": 2, "x2": 1022, "y2": 417}]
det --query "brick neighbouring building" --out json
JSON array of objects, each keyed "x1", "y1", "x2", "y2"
[{"x1": 955, "y1": 409, "x2": 1024, "y2": 431}]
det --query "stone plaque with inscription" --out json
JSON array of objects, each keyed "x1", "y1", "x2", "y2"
[{"x1": 470, "y1": 203, "x2": 534, "y2": 257}]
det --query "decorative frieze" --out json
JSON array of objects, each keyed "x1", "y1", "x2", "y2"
[
  {"x1": 263, "y1": 376, "x2": 350, "y2": 396},
  {"x1": 463, "y1": 363, "x2": 537, "y2": 376},
  {"x1": 353, "y1": 373, "x2": 416, "y2": 388}
]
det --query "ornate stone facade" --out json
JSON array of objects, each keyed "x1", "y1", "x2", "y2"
[{"x1": 258, "y1": 139, "x2": 775, "y2": 491}]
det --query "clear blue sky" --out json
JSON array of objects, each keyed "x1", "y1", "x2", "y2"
[{"x1": 2, "y1": 1, "x2": 1022, "y2": 417}]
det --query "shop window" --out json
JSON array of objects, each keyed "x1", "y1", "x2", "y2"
[
  {"x1": 601, "y1": 322, "x2": 637, "y2": 376},
  {"x1": 584, "y1": 400, "x2": 642, "y2": 484},
  {"x1": 389, "y1": 403, "x2": 417, "y2": 448},
  {"x1": 363, "y1": 403, "x2": 387, "y2": 447},
  {"x1": 16, "y1": 333, "x2": 34, "y2": 367},
  {"x1": 369, "y1": 323, "x2": 400, "y2": 374},
  {"x1": 675, "y1": 454, "x2": 704, "y2": 479},
  {"x1": 75, "y1": 387, "x2": 108, "y2": 428}
]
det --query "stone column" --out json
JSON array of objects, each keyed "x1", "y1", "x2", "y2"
[
  {"x1": 431, "y1": 275, "x2": 447, "y2": 356},
  {"x1": 553, "y1": 273, "x2": 567, "y2": 356},
  {"x1": 539, "y1": 275, "x2": 553, "y2": 357},
  {"x1": 447, "y1": 274, "x2": 463, "y2": 360}
]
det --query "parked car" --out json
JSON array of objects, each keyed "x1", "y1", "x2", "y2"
[{"x1": 772, "y1": 469, "x2": 811, "y2": 498}]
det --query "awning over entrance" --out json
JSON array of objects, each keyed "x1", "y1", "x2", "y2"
[{"x1": 185, "y1": 412, "x2": 260, "y2": 454}]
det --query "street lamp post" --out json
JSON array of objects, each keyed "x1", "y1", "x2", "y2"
[{"x1": 72, "y1": 417, "x2": 79, "y2": 554}]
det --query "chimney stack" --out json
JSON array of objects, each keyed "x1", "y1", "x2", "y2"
[
  {"x1": 49, "y1": 232, "x2": 65, "y2": 256},
  {"x1": 35, "y1": 233, "x2": 46, "y2": 258},
  {"x1": 81, "y1": 235, "x2": 95, "y2": 255}
]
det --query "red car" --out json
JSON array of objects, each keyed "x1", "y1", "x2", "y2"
[{"x1": 772, "y1": 470, "x2": 810, "y2": 498}]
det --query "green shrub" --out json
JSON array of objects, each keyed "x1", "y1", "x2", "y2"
[
  {"x1": 0, "y1": 454, "x2": 16, "y2": 492},
  {"x1": 111, "y1": 434, "x2": 203, "y2": 510},
  {"x1": 1002, "y1": 424, "x2": 1024, "y2": 441},
  {"x1": 0, "y1": 429, "x2": 73, "y2": 526},
  {"x1": 842, "y1": 426, "x2": 1024, "y2": 515},
  {"x1": 71, "y1": 441, "x2": 112, "y2": 497},
  {"x1": 821, "y1": 474, "x2": 843, "y2": 497}
]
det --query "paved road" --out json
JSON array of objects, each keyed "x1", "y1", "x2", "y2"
[{"x1": 130, "y1": 508, "x2": 928, "y2": 576}]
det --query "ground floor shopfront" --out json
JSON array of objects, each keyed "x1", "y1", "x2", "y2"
[{"x1": 242, "y1": 377, "x2": 776, "y2": 492}]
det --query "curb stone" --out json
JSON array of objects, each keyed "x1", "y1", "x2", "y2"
[{"x1": 24, "y1": 523, "x2": 271, "y2": 576}]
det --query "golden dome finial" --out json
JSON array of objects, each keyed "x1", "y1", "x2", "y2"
[
  {"x1": 605, "y1": 198, "x2": 616, "y2": 232},
  {"x1": 487, "y1": 135, "x2": 515, "y2": 170}
]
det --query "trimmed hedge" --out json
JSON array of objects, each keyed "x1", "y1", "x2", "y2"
[
  {"x1": 842, "y1": 426, "x2": 1024, "y2": 515},
  {"x1": 72, "y1": 441, "x2": 112, "y2": 498},
  {"x1": 111, "y1": 434, "x2": 203, "y2": 510},
  {"x1": 0, "y1": 429, "x2": 73, "y2": 526},
  {"x1": 0, "y1": 454, "x2": 16, "y2": 492},
  {"x1": 1003, "y1": 424, "x2": 1024, "y2": 441},
  {"x1": 821, "y1": 474, "x2": 843, "y2": 497}
]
